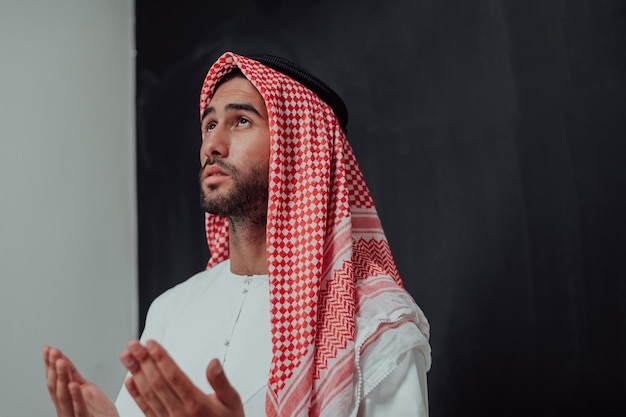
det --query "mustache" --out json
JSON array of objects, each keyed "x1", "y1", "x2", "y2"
[{"x1": 200, "y1": 157, "x2": 238, "y2": 176}]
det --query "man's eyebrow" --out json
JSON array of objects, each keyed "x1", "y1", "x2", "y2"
[
  {"x1": 202, "y1": 103, "x2": 263, "y2": 120},
  {"x1": 202, "y1": 107, "x2": 215, "y2": 120}
]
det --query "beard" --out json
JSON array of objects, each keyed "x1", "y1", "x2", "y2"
[{"x1": 199, "y1": 158, "x2": 269, "y2": 225}]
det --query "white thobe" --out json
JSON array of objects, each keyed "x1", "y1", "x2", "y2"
[{"x1": 115, "y1": 260, "x2": 429, "y2": 416}]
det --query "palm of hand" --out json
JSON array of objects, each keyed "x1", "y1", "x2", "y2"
[{"x1": 80, "y1": 383, "x2": 118, "y2": 417}]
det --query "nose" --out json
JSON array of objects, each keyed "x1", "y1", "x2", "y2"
[{"x1": 200, "y1": 124, "x2": 229, "y2": 163}]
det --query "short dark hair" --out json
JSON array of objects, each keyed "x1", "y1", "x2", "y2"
[{"x1": 212, "y1": 68, "x2": 246, "y2": 94}]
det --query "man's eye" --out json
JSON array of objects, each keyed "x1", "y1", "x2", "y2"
[
  {"x1": 206, "y1": 122, "x2": 217, "y2": 131},
  {"x1": 237, "y1": 117, "x2": 250, "y2": 127}
]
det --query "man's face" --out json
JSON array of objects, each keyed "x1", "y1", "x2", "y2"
[{"x1": 199, "y1": 76, "x2": 271, "y2": 222}]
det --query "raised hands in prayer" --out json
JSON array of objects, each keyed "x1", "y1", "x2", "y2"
[
  {"x1": 43, "y1": 346, "x2": 119, "y2": 417},
  {"x1": 44, "y1": 341, "x2": 244, "y2": 417},
  {"x1": 119, "y1": 339, "x2": 245, "y2": 417}
]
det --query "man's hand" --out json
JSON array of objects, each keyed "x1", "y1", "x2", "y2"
[
  {"x1": 120, "y1": 340, "x2": 245, "y2": 417},
  {"x1": 43, "y1": 346, "x2": 119, "y2": 417}
]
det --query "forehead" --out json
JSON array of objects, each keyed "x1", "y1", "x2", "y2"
[{"x1": 209, "y1": 76, "x2": 266, "y2": 109}]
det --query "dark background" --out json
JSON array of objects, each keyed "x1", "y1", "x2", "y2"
[{"x1": 135, "y1": 1, "x2": 626, "y2": 415}]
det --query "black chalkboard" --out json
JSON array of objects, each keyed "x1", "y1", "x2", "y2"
[{"x1": 135, "y1": 1, "x2": 626, "y2": 415}]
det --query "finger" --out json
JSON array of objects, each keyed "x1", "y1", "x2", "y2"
[
  {"x1": 206, "y1": 359, "x2": 242, "y2": 409},
  {"x1": 47, "y1": 347, "x2": 89, "y2": 385},
  {"x1": 145, "y1": 340, "x2": 198, "y2": 404},
  {"x1": 43, "y1": 347, "x2": 62, "y2": 414},
  {"x1": 42, "y1": 345, "x2": 52, "y2": 368},
  {"x1": 122, "y1": 340, "x2": 173, "y2": 416},
  {"x1": 43, "y1": 347, "x2": 57, "y2": 396},
  {"x1": 62, "y1": 354, "x2": 88, "y2": 385},
  {"x1": 69, "y1": 381, "x2": 89, "y2": 417},
  {"x1": 55, "y1": 358, "x2": 76, "y2": 416},
  {"x1": 124, "y1": 376, "x2": 156, "y2": 417},
  {"x1": 120, "y1": 350, "x2": 140, "y2": 373}
]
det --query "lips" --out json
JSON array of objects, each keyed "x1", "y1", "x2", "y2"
[
  {"x1": 203, "y1": 165, "x2": 229, "y2": 179},
  {"x1": 201, "y1": 164, "x2": 231, "y2": 187}
]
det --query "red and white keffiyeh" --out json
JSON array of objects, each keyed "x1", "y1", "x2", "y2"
[{"x1": 199, "y1": 52, "x2": 431, "y2": 417}]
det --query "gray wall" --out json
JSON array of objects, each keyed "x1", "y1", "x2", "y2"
[{"x1": 0, "y1": 1, "x2": 136, "y2": 415}]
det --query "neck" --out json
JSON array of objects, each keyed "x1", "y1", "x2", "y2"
[{"x1": 228, "y1": 217, "x2": 268, "y2": 276}]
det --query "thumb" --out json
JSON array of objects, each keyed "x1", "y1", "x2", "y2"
[
  {"x1": 63, "y1": 355, "x2": 88, "y2": 385},
  {"x1": 50, "y1": 348, "x2": 88, "y2": 385},
  {"x1": 206, "y1": 359, "x2": 241, "y2": 408}
]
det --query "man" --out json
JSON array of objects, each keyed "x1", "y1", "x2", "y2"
[{"x1": 43, "y1": 52, "x2": 431, "y2": 417}]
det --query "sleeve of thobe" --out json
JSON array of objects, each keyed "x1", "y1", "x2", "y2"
[{"x1": 359, "y1": 347, "x2": 429, "y2": 417}]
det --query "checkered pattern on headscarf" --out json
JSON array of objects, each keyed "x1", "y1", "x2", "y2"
[{"x1": 200, "y1": 52, "x2": 430, "y2": 417}]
